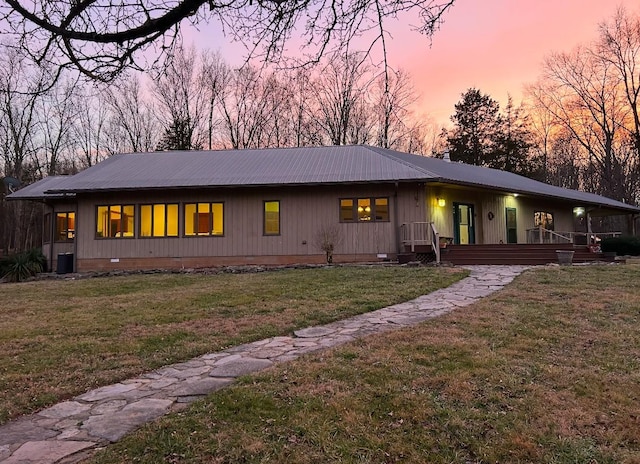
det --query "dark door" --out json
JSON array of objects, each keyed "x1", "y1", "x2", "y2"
[
  {"x1": 453, "y1": 203, "x2": 475, "y2": 244},
  {"x1": 506, "y1": 207, "x2": 517, "y2": 243}
]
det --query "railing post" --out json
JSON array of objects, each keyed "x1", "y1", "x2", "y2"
[
  {"x1": 410, "y1": 222, "x2": 415, "y2": 252},
  {"x1": 539, "y1": 225, "x2": 543, "y2": 244},
  {"x1": 434, "y1": 228, "x2": 440, "y2": 264}
]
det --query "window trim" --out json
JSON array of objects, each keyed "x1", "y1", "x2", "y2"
[
  {"x1": 339, "y1": 197, "x2": 390, "y2": 223},
  {"x1": 95, "y1": 204, "x2": 136, "y2": 239},
  {"x1": 263, "y1": 200, "x2": 281, "y2": 236},
  {"x1": 183, "y1": 202, "x2": 225, "y2": 237},
  {"x1": 139, "y1": 203, "x2": 179, "y2": 238},
  {"x1": 54, "y1": 211, "x2": 75, "y2": 242}
]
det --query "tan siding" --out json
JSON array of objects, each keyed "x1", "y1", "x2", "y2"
[{"x1": 75, "y1": 184, "x2": 416, "y2": 269}]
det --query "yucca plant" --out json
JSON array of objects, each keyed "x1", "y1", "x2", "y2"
[{"x1": 0, "y1": 249, "x2": 45, "y2": 282}]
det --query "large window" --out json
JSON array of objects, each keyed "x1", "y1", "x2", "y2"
[
  {"x1": 340, "y1": 197, "x2": 389, "y2": 222},
  {"x1": 534, "y1": 211, "x2": 554, "y2": 231},
  {"x1": 184, "y1": 202, "x2": 224, "y2": 236},
  {"x1": 96, "y1": 205, "x2": 135, "y2": 238},
  {"x1": 264, "y1": 201, "x2": 280, "y2": 235},
  {"x1": 140, "y1": 203, "x2": 178, "y2": 237},
  {"x1": 56, "y1": 212, "x2": 75, "y2": 242}
]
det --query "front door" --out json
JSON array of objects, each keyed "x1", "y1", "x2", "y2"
[
  {"x1": 506, "y1": 207, "x2": 517, "y2": 243},
  {"x1": 453, "y1": 203, "x2": 475, "y2": 244}
]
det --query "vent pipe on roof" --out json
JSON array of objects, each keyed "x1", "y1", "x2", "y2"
[{"x1": 442, "y1": 149, "x2": 451, "y2": 162}]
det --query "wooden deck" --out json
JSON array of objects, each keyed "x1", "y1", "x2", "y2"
[{"x1": 404, "y1": 243, "x2": 613, "y2": 265}]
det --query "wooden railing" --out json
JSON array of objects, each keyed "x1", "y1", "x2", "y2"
[
  {"x1": 400, "y1": 222, "x2": 440, "y2": 263},
  {"x1": 526, "y1": 226, "x2": 621, "y2": 245}
]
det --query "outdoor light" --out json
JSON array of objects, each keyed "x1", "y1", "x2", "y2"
[
  {"x1": 437, "y1": 198, "x2": 446, "y2": 207},
  {"x1": 513, "y1": 193, "x2": 519, "y2": 198}
]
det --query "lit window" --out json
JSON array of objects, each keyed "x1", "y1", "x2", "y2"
[
  {"x1": 534, "y1": 211, "x2": 554, "y2": 231},
  {"x1": 96, "y1": 205, "x2": 134, "y2": 238},
  {"x1": 264, "y1": 201, "x2": 280, "y2": 235},
  {"x1": 140, "y1": 203, "x2": 178, "y2": 237},
  {"x1": 340, "y1": 197, "x2": 390, "y2": 223},
  {"x1": 55, "y1": 212, "x2": 75, "y2": 241},
  {"x1": 184, "y1": 202, "x2": 224, "y2": 236}
]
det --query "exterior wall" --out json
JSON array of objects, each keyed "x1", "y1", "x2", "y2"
[
  {"x1": 426, "y1": 185, "x2": 576, "y2": 244},
  {"x1": 43, "y1": 201, "x2": 77, "y2": 272},
  {"x1": 74, "y1": 183, "x2": 425, "y2": 271}
]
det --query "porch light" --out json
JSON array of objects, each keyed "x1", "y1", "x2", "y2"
[
  {"x1": 574, "y1": 207, "x2": 585, "y2": 216},
  {"x1": 513, "y1": 193, "x2": 519, "y2": 198},
  {"x1": 437, "y1": 198, "x2": 446, "y2": 207}
]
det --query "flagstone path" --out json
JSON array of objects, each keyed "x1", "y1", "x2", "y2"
[{"x1": 0, "y1": 265, "x2": 530, "y2": 464}]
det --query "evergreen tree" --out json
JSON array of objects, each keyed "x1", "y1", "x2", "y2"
[{"x1": 156, "y1": 118, "x2": 201, "y2": 151}]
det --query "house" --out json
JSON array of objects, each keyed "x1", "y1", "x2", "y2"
[{"x1": 8, "y1": 145, "x2": 640, "y2": 271}]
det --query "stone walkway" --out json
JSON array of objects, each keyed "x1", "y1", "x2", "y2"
[{"x1": 0, "y1": 265, "x2": 530, "y2": 464}]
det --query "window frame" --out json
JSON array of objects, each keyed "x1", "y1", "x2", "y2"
[
  {"x1": 139, "y1": 203, "x2": 179, "y2": 238},
  {"x1": 43, "y1": 212, "x2": 52, "y2": 244},
  {"x1": 183, "y1": 202, "x2": 225, "y2": 237},
  {"x1": 95, "y1": 204, "x2": 136, "y2": 239},
  {"x1": 54, "y1": 211, "x2": 75, "y2": 242},
  {"x1": 339, "y1": 197, "x2": 390, "y2": 223},
  {"x1": 263, "y1": 200, "x2": 281, "y2": 236}
]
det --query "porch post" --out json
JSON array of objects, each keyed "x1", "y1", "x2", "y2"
[
  {"x1": 539, "y1": 224, "x2": 543, "y2": 244},
  {"x1": 587, "y1": 212, "x2": 593, "y2": 245},
  {"x1": 410, "y1": 222, "x2": 415, "y2": 252}
]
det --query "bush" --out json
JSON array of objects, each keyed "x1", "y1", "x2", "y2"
[
  {"x1": 0, "y1": 249, "x2": 46, "y2": 282},
  {"x1": 600, "y1": 236, "x2": 640, "y2": 256}
]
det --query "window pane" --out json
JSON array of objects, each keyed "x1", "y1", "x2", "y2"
[
  {"x1": 357, "y1": 198, "x2": 371, "y2": 221},
  {"x1": 140, "y1": 205, "x2": 152, "y2": 237},
  {"x1": 534, "y1": 211, "x2": 554, "y2": 231},
  {"x1": 67, "y1": 213, "x2": 75, "y2": 240},
  {"x1": 185, "y1": 204, "x2": 196, "y2": 236},
  {"x1": 212, "y1": 203, "x2": 224, "y2": 235},
  {"x1": 153, "y1": 204, "x2": 165, "y2": 237},
  {"x1": 123, "y1": 205, "x2": 135, "y2": 237},
  {"x1": 97, "y1": 206, "x2": 108, "y2": 237},
  {"x1": 166, "y1": 204, "x2": 178, "y2": 237},
  {"x1": 197, "y1": 203, "x2": 210, "y2": 234},
  {"x1": 264, "y1": 201, "x2": 280, "y2": 235},
  {"x1": 340, "y1": 199, "x2": 354, "y2": 222},
  {"x1": 56, "y1": 213, "x2": 67, "y2": 241},
  {"x1": 375, "y1": 198, "x2": 389, "y2": 221},
  {"x1": 109, "y1": 205, "x2": 121, "y2": 237}
]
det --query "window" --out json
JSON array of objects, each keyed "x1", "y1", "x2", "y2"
[
  {"x1": 534, "y1": 211, "x2": 554, "y2": 231},
  {"x1": 140, "y1": 203, "x2": 178, "y2": 237},
  {"x1": 43, "y1": 213, "x2": 52, "y2": 243},
  {"x1": 96, "y1": 205, "x2": 135, "y2": 238},
  {"x1": 184, "y1": 202, "x2": 224, "y2": 236},
  {"x1": 340, "y1": 197, "x2": 390, "y2": 222},
  {"x1": 55, "y1": 212, "x2": 75, "y2": 241},
  {"x1": 264, "y1": 201, "x2": 280, "y2": 235}
]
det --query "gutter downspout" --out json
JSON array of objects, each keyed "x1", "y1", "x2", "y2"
[{"x1": 394, "y1": 182, "x2": 400, "y2": 257}]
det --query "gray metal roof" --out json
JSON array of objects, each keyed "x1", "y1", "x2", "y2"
[
  {"x1": 6, "y1": 176, "x2": 74, "y2": 201},
  {"x1": 12, "y1": 145, "x2": 639, "y2": 214}
]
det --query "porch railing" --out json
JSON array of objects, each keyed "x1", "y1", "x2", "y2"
[
  {"x1": 400, "y1": 222, "x2": 440, "y2": 263},
  {"x1": 526, "y1": 226, "x2": 621, "y2": 245}
]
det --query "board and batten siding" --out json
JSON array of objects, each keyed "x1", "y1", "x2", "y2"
[
  {"x1": 74, "y1": 183, "x2": 425, "y2": 270},
  {"x1": 426, "y1": 185, "x2": 577, "y2": 244}
]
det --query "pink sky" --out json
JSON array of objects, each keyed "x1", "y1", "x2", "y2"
[
  {"x1": 396, "y1": 0, "x2": 639, "y2": 125},
  {"x1": 187, "y1": 1, "x2": 639, "y2": 126}
]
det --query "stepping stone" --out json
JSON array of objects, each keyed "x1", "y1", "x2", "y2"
[
  {"x1": 294, "y1": 326, "x2": 336, "y2": 338},
  {"x1": 209, "y1": 357, "x2": 273, "y2": 377},
  {"x1": 2, "y1": 440, "x2": 96, "y2": 464}
]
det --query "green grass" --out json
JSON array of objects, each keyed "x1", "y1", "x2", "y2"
[
  {"x1": 87, "y1": 265, "x2": 640, "y2": 464},
  {"x1": 0, "y1": 265, "x2": 466, "y2": 424}
]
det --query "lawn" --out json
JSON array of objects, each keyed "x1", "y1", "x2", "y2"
[
  {"x1": 0, "y1": 265, "x2": 466, "y2": 424},
  {"x1": 88, "y1": 265, "x2": 640, "y2": 464}
]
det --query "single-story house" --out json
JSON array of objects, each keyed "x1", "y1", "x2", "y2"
[{"x1": 8, "y1": 145, "x2": 640, "y2": 271}]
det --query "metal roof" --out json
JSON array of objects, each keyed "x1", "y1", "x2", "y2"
[
  {"x1": 9, "y1": 145, "x2": 639, "y2": 214},
  {"x1": 6, "y1": 175, "x2": 74, "y2": 201}
]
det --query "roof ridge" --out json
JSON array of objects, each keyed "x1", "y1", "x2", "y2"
[{"x1": 363, "y1": 145, "x2": 440, "y2": 178}]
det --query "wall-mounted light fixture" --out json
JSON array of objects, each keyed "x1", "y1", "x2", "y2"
[
  {"x1": 573, "y1": 207, "x2": 585, "y2": 216},
  {"x1": 437, "y1": 197, "x2": 446, "y2": 207},
  {"x1": 513, "y1": 193, "x2": 519, "y2": 198}
]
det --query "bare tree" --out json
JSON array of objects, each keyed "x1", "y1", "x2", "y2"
[
  {"x1": 104, "y1": 74, "x2": 159, "y2": 154},
  {"x1": 0, "y1": 0, "x2": 455, "y2": 81}
]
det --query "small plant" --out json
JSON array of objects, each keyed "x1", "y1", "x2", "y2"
[
  {"x1": 314, "y1": 225, "x2": 343, "y2": 263},
  {"x1": 601, "y1": 236, "x2": 640, "y2": 256},
  {"x1": 0, "y1": 248, "x2": 46, "y2": 282}
]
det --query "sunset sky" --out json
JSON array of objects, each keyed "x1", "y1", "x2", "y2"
[{"x1": 188, "y1": 0, "x2": 639, "y2": 127}]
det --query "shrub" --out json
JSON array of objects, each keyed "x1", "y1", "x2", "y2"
[
  {"x1": 0, "y1": 249, "x2": 46, "y2": 282},
  {"x1": 600, "y1": 236, "x2": 640, "y2": 256}
]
